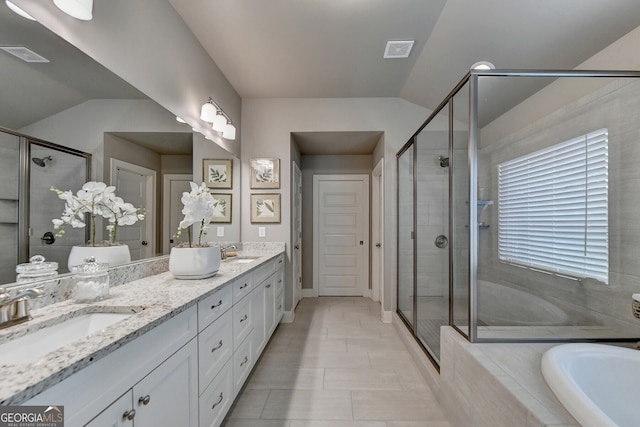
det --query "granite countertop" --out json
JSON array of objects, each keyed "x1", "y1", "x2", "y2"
[{"x1": 0, "y1": 247, "x2": 284, "y2": 405}]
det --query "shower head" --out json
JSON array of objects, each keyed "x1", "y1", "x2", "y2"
[
  {"x1": 32, "y1": 155, "x2": 52, "y2": 167},
  {"x1": 438, "y1": 156, "x2": 449, "y2": 168}
]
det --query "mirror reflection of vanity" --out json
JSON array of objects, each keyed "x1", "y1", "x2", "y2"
[{"x1": 0, "y1": 5, "x2": 240, "y2": 289}]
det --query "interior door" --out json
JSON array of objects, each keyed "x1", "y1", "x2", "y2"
[
  {"x1": 111, "y1": 159, "x2": 155, "y2": 260},
  {"x1": 292, "y1": 162, "x2": 302, "y2": 307},
  {"x1": 314, "y1": 175, "x2": 369, "y2": 296},
  {"x1": 162, "y1": 174, "x2": 192, "y2": 253}
]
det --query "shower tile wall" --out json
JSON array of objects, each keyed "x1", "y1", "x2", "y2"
[
  {"x1": 0, "y1": 133, "x2": 20, "y2": 283},
  {"x1": 478, "y1": 77, "x2": 640, "y2": 332},
  {"x1": 415, "y1": 143, "x2": 448, "y2": 298}
]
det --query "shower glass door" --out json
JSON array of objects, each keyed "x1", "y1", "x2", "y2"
[
  {"x1": 415, "y1": 104, "x2": 450, "y2": 363},
  {"x1": 29, "y1": 141, "x2": 90, "y2": 273},
  {"x1": 397, "y1": 141, "x2": 415, "y2": 327},
  {"x1": 0, "y1": 130, "x2": 21, "y2": 283}
]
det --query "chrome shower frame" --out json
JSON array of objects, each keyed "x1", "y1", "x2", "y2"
[{"x1": 396, "y1": 70, "x2": 640, "y2": 368}]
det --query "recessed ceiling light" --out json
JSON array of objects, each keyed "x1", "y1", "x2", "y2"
[
  {"x1": 471, "y1": 61, "x2": 495, "y2": 70},
  {"x1": 5, "y1": 1, "x2": 36, "y2": 21},
  {"x1": 383, "y1": 40, "x2": 415, "y2": 59},
  {"x1": 0, "y1": 46, "x2": 49, "y2": 63}
]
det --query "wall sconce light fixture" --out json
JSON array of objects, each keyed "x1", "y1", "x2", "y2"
[
  {"x1": 200, "y1": 97, "x2": 236, "y2": 140},
  {"x1": 53, "y1": 0, "x2": 93, "y2": 21}
]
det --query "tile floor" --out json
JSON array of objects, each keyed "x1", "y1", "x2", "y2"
[{"x1": 224, "y1": 297, "x2": 452, "y2": 427}]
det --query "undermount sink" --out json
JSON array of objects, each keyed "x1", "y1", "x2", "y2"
[
  {"x1": 0, "y1": 310, "x2": 137, "y2": 365},
  {"x1": 224, "y1": 256, "x2": 260, "y2": 264}
]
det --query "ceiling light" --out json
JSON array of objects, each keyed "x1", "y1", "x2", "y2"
[
  {"x1": 222, "y1": 122, "x2": 236, "y2": 140},
  {"x1": 383, "y1": 40, "x2": 414, "y2": 59},
  {"x1": 6, "y1": 1, "x2": 36, "y2": 20},
  {"x1": 53, "y1": 0, "x2": 93, "y2": 21},
  {"x1": 471, "y1": 61, "x2": 495, "y2": 70}
]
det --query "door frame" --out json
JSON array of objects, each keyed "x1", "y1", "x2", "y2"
[
  {"x1": 372, "y1": 159, "x2": 384, "y2": 307},
  {"x1": 110, "y1": 158, "x2": 156, "y2": 258},
  {"x1": 292, "y1": 162, "x2": 302, "y2": 309},
  {"x1": 312, "y1": 174, "x2": 370, "y2": 297},
  {"x1": 162, "y1": 173, "x2": 192, "y2": 254}
]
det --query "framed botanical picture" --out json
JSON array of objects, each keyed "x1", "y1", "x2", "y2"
[
  {"x1": 250, "y1": 158, "x2": 280, "y2": 189},
  {"x1": 203, "y1": 159, "x2": 232, "y2": 189},
  {"x1": 210, "y1": 193, "x2": 232, "y2": 223},
  {"x1": 250, "y1": 193, "x2": 281, "y2": 223}
]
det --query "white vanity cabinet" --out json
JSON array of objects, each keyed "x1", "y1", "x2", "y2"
[
  {"x1": 26, "y1": 307, "x2": 199, "y2": 427},
  {"x1": 23, "y1": 252, "x2": 286, "y2": 427},
  {"x1": 86, "y1": 339, "x2": 198, "y2": 426}
]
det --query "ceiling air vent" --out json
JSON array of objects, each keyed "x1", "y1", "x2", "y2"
[
  {"x1": 0, "y1": 46, "x2": 50, "y2": 63},
  {"x1": 383, "y1": 40, "x2": 414, "y2": 59}
]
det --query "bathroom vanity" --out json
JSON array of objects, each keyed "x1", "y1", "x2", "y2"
[{"x1": 0, "y1": 245, "x2": 285, "y2": 427}]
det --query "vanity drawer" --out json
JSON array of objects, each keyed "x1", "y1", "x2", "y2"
[
  {"x1": 199, "y1": 359, "x2": 233, "y2": 427},
  {"x1": 198, "y1": 309, "x2": 233, "y2": 395},
  {"x1": 275, "y1": 289, "x2": 284, "y2": 323},
  {"x1": 232, "y1": 274, "x2": 253, "y2": 304},
  {"x1": 232, "y1": 293, "x2": 253, "y2": 350},
  {"x1": 274, "y1": 269, "x2": 284, "y2": 295},
  {"x1": 233, "y1": 331, "x2": 254, "y2": 396},
  {"x1": 198, "y1": 285, "x2": 232, "y2": 331}
]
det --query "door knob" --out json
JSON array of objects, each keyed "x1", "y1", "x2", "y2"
[
  {"x1": 295, "y1": 245, "x2": 300, "y2": 249},
  {"x1": 141, "y1": 241, "x2": 148, "y2": 246},
  {"x1": 41, "y1": 231, "x2": 55, "y2": 245},
  {"x1": 375, "y1": 243, "x2": 381, "y2": 248}
]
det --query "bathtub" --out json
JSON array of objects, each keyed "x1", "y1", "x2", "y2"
[
  {"x1": 542, "y1": 343, "x2": 640, "y2": 427},
  {"x1": 477, "y1": 280, "x2": 570, "y2": 326}
]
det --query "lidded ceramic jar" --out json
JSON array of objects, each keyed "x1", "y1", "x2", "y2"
[
  {"x1": 72, "y1": 256, "x2": 109, "y2": 303},
  {"x1": 16, "y1": 255, "x2": 58, "y2": 283}
]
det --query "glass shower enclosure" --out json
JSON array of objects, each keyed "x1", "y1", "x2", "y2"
[
  {"x1": 398, "y1": 70, "x2": 640, "y2": 367},
  {"x1": 0, "y1": 127, "x2": 91, "y2": 283}
]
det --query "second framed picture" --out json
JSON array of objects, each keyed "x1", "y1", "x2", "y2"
[
  {"x1": 250, "y1": 193, "x2": 281, "y2": 223},
  {"x1": 250, "y1": 158, "x2": 280, "y2": 189},
  {"x1": 210, "y1": 193, "x2": 232, "y2": 223},
  {"x1": 203, "y1": 158, "x2": 232, "y2": 189}
]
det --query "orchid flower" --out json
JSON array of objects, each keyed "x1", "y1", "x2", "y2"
[
  {"x1": 174, "y1": 182, "x2": 216, "y2": 247},
  {"x1": 51, "y1": 181, "x2": 145, "y2": 246}
]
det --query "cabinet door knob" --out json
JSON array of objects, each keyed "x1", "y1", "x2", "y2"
[
  {"x1": 211, "y1": 300, "x2": 222, "y2": 310},
  {"x1": 266, "y1": 283, "x2": 272, "y2": 288},
  {"x1": 240, "y1": 355, "x2": 249, "y2": 367},
  {"x1": 240, "y1": 314, "x2": 248, "y2": 322},
  {"x1": 139, "y1": 395, "x2": 151, "y2": 405},
  {"x1": 123, "y1": 409, "x2": 136, "y2": 420}
]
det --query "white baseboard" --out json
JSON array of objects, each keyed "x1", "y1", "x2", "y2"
[
  {"x1": 302, "y1": 289, "x2": 316, "y2": 298},
  {"x1": 381, "y1": 310, "x2": 393, "y2": 323},
  {"x1": 281, "y1": 311, "x2": 295, "y2": 323}
]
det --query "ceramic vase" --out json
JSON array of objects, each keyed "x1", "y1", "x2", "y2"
[{"x1": 169, "y1": 246, "x2": 221, "y2": 279}]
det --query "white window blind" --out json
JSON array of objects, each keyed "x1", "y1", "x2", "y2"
[{"x1": 497, "y1": 128, "x2": 608, "y2": 283}]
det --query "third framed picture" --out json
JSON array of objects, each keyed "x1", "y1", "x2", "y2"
[{"x1": 250, "y1": 158, "x2": 280, "y2": 189}]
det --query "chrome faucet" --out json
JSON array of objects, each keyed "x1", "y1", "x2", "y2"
[
  {"x1": 220, "y1": 245, "x2": 237, "y2": 260},
  {"x1": 0, "y1": 287, "x2": 44, "y2": 329}
]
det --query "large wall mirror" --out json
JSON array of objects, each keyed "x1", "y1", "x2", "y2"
[{"x1": 0, "y1": 5, "x2": 240, "y2": 288}]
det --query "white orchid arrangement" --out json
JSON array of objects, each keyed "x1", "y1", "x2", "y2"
[
  {"x1": 174, "y1": 181, "x2": 216, "y2": 248},
  {"x1": 51, "y1": 181, "x2": 145, "y2": 247}
]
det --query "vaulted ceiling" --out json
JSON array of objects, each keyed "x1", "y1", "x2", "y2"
[
  {"x1": 2, "y1": 0, "x2": 640, "y2": 151},
  {"x1": 170, "y1": 0, "x2": 640, "y2": 110}
]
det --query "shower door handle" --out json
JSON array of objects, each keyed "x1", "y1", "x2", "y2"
[{"x1": 434, "y1": 235, "x2": 448, "y2": 249}]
